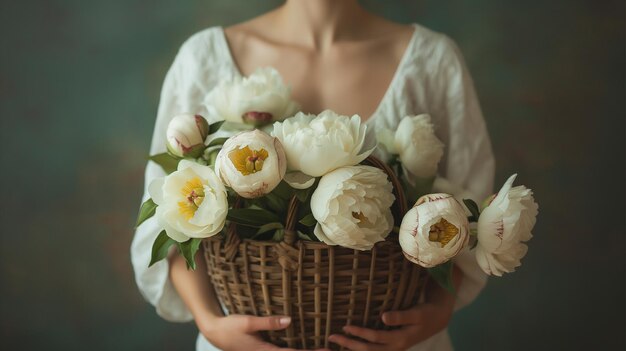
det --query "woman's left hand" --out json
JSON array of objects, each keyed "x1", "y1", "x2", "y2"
[{"x1": 328, "y1": 264, "x2": 462, "y2": 351}]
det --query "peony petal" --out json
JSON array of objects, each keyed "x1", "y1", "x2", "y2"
[
  {"x1": 165, "y1": 227, "x2": 188, "y2": 243},
  {"x1": 311, "y1": 165, "x2": 394, "y2": 251},
  {"x1": 313, "y1": 223, "x2": 337, "y2": 246},
  {"x1": 148, "y1": 177, "x2": 166, "y2": 205},
  {"x1": 204, "y1": 67, "x2": 297, "y2": 123},
  {"x1": 155, "y1": 206, "x2": 189, "y2": 243},
  {"x1": 284, "y1": 171, "x2": 315, "y2": 189},
  {"x1": 475, "y1": 246, "x2": 493, "y2": 275},
  {"x1": 215, "y1": 129, "x2": 285, "y2": 198},
  {"x1": 491, "y1": 174, "x2": 518, "y2": 207},
  {"x1": 400, "y1": 195, "x2": 469, "y2": 267},
  {"x1": 273, "y1": 111, "x2": 373, "y2": 177}
]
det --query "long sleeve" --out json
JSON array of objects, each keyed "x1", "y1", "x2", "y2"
[
  {"x1": 439, "y1": 37, "x2": 495, "y2": 202},
  {"x1": 435, "y1": 36, "x2": 496, "y2": 311},
  {"x1": 130, "y1": 27, "x2": 244, "y2": 325},
  {"x1": 130, "y1": 43, "x2": 193, "y2": 322}
]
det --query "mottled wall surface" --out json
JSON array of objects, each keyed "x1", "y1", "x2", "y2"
[{"x1": 1, "y1": 1, "x2": 623, "y2": 350}]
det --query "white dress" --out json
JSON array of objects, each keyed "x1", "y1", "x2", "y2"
[{"x1": 131, "y1": 23, "x2": 495, "y2": 351}]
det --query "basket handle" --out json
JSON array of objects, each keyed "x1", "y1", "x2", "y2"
[
  {"x1": 223, "y1": 198, "x2": 242, "y2": 261},
  {"x1": 362, "y1": 155, "x2": 408, "y2": 223},
  {"x1": 283, "y1": 195, "x2": 300, "y2": 245},
  {"x1": 281, "y1": 155, "x2": 407, "y2": 247}
]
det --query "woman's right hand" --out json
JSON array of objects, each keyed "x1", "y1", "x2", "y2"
[
  {"x1": 169, "y1": 252, "x2": 328, "y2": 350},
  {"x1": 200, "y1": 314, "x2": 331, "y2": 351}
]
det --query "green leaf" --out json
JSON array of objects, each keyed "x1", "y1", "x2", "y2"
[
  {"x1": 207, "y1": 137, "x2": 228, "y2": 147},
  {"x1": 299, "y1": 213, "x2": 317, "y2": 227},
  {"x1": 295, "y1": 187, "x2": 313, "y2": 203},
  {"x1": 469, "y1": 237, "x2": 479, "y2": 250},
  {"x1": 297, "y1": 230, "x2": 318, "y2": 241},
  {"x1": 177, "y1": 238, "x2": 203, "y2": 270},
  {"x1": 149, "y1": 230, "x2": 176, "y2": 267},
  {"x1": 257, "y1": 222, "x2": 284, "y2": 235},
  {"x1": 427, "y1": 260, "x2": 456, "y2": 294},
  {"x1": 208, "y1": 120, "x2": 225, "y2": 135},
  {"x1": 400, "y1": 176, "x2": 420, "y2": 205},
  {"x1": 136, "y1": 198, "x2": 157, "y2": 228},
  {"x1": 463, "y1": 199, "x2": 481, "y2": 222},
  {"x1": 149, "y1": 153, "x2": 180, "y2": 174},
  {"x1": 270, "y1": 181, "x2": 294, "y2": 200},
  {"x1": 263, "y1": 193, "x2": 287, "y2": 214},
  {"x1": 227, "y1": 208, "x2": 281, "y2": 228},
  {"x1": 271, "y1": 229, "x2": 285, "y2": 241},
  {"x1": 234, "y1": 225, "x2": 261, "y2": 240},
  {"x1": 388, "y1": 155, "x2": 401, "y2": 166}
]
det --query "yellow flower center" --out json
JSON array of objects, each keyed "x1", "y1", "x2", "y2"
[
  {"x1": 428, "y1": 218, "x2": 459, "y2": 247},
  {"x1": 228, "y1": 146, "x2": 269, "y2": 176},
  {"x1": 177, "y1": 177, "x2": 205, "y2": 220},
  {"x1": 352, "y1": 211, "x2": 370, "y2": 225}
]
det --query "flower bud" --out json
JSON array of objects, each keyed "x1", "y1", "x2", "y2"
[
  {"x1": 166, "y1": 114, "x2": 209, "y2": 158},
  {"x1": 376, "y1": 114, "x2": 444, "y2": 180}
]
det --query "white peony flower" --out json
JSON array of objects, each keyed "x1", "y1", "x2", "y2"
[
  {"x1": 204, "y1": 67, "x2": 299, "y2": 126},
  {"x1": 476, "y1": 174, "x2": 538, "y2": 276},
  {"x1": 166, "y1": 113, "x2": 210, "y2": 158},
  {"x1": 377, "y1": 114, "x2": 444, "y2": 179},
  {"x1": 148, "y1": 160, "x2": 228, "y2": 242},
  {"x1": 399, "y1": 193, "x2": 469, "y2": 268},
  {"x1": 272, "y1": 110, "x2": 374, "y2": 178},
  {"x1": 214, "y1": 129, "x2": 287, "y2": 198},
  {"x1": 310, "y1": 165, "x2": 395, "y2": 250}
]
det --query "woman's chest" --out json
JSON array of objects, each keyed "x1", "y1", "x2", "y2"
[
  {"x1": 276, "y1": 52, "x2": 399, "y2": 121},
  {"x1": 225, "y1": 33, "x2": 412, "y2": 122}
]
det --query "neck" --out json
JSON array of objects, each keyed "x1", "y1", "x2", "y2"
[{"x1": 275, "y1": 0, "x2": 367, "y2": 50}]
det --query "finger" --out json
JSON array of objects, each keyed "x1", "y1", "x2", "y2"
[
  {"x1": 245, "y1": 315, "x2": 292, "y2": 332},
  {"x1": 328, "y1": 334, "x2": 387, "y2": 351},
  {"x1": 382, "y1": 307, "x2": 425, "y2": 326},
  {"x1": 342, "y1": 325, "x2": 399, "y2": 344},
  {"x1": 263, "y1": 346, "x2": 330, "y2": 351}
]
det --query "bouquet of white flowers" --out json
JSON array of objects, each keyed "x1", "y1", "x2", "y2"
[{"x1": 136, "y1": 67, "x2": 539, "y2": 349}]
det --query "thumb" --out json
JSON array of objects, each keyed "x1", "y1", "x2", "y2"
[
  {"x1": 244, "y1": 315, "x2": 292, "y2": 332},
  {"x1": 382, "y1": 307, "x2": 423, "y2": 327}
]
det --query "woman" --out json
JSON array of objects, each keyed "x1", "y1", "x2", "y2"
[{"x1": 131, "y1": 1, "x2": 495, "y2": 350}]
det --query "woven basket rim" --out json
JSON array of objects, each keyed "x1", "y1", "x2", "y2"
[{"x1": 205, "y1": 234, "x2": 400, "y2": 248}]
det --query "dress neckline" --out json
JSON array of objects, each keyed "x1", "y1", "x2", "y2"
[{"x1": 216, "y1": 24, "x2": 419, "y2": 124}]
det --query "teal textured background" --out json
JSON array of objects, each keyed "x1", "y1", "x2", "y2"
[{"x1": 1, "y1": 1, "x2": 624, "y2": 350}]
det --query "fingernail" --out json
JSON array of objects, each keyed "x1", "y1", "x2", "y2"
[
  {"x1": 279, "y1": 316, "x2": 291, "y2": 326},
  {"x1": 328, "y1": 335, "x2": 337, "y2": 342}
]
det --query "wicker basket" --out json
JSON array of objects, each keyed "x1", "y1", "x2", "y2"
[{"x1": 203, "y1": 156, "x2": 428, "y2": 350}]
